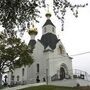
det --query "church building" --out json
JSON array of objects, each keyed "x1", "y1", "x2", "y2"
[{"x1": 7, "y1": 12, "x2": 73, "y2": 85}]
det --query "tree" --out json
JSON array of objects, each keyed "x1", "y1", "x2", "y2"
[
  {"x1": 0, "y1": 32, "x2": 33, "y2": 87},
  {"x1": 0, "y1": 0, "x2": 88, "y2": 33},
  {"x1": 0, "y1": 0, "x2": 45, "y2": 34}
]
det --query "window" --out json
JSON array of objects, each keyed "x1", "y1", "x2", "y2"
[
  {"x1": 52, "y1": 27, "x2": 54, "y2": 32},
  {"x1": 17, "y1": 75, "x2": 19, "y2": 81},
  {"x1": 22, "y1": 68, "x2": 25, "y2": 76},
  {"x1": 58, "y1": 45, "x2": 64, "y2": 54},
  {"x1": 37, "y1": 64, "x2": 39, "y2": 73},
  {"x1": 59, "y1": 46, "x2": 63, "y2": 54},
  {"x1": 11, "y1": 75, "x2": 14, "y2": 81},
  {"x1": 44, "y1": 27, "x2": 46, "y2": 32},
  {"x1": 11, "y1": 72, "x2": 14, "y2": 81}
]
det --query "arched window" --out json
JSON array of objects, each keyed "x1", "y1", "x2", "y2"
[
  {"x1": 37, "y1": 64, "x2": 39, "y2": 73},
  {"x1": 59, "y1": 45, "x2": 64, "y2": 54},
  {"x1": 17, "y1": 75, "x2": 19, "y2": 81},
  {"x1": 44, "y1": 27, "x2": 46, "y2": 33},
  {"x1": 52, "y1": 27, "x2": 54, "y2": 32},
  {"x1": 59, "y1": 46, "x2": 63, "y2": 54},
  {"x1": 11, "y1": 72, "x2": 14, "y2": 81},
  {"x1": 11, "y1": 75, "x2": 14, "y2": 81},
  {"x1": 22, "y1": 68, "x2": 25, "y2": 76}
]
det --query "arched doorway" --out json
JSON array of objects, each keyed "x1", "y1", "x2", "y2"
[
  {"x1": 60, "y1": 67, "x2": 65, "y2": 80},
  {"x1": 60, "y1": 63, "x2": 68, "y2": 80}
]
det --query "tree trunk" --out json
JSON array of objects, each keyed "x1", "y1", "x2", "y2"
[{"x1": 0, "y1": 72, "x2": 2, "y2": 88}]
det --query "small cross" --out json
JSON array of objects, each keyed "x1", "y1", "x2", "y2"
[{"x1": 47, "y1": 4, "x2": 49, "y2": 13}]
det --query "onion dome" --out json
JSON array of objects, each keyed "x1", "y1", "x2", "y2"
[
  {"x1": 28, "y1": 24, "x2": 38, "y2": 35},
  {"x1": 45, "y1": 12, "x2": 51, "y2": 19},
  {"x1": 45, "y1": 4, "x2": 52, "y2": 19},
  {"x1": 28, "y1": 24, "x2": 37, "y2": 53}
]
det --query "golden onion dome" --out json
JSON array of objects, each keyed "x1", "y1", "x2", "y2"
[{"x1": 28, "y1": 24, "x2": 38, "y2": 35}]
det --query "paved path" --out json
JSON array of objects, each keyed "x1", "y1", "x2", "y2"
[{"x1": 1, "y1": 82, "x2": 46, "y2": 90}]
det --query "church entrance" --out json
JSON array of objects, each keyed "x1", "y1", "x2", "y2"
[
  {"x1": 60, "y1": 67, "x2": 65, "y2": 80},
  {"x1": 60, "y1": 63, "x2": 68, "y2": 80}
]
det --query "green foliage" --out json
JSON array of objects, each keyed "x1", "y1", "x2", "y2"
[
  {"x1": 0, "y1": 32, "x2": 33, "y2": 74},
  {"x1": 0, "y1": 0, "x2": 45, "y2": 33}
]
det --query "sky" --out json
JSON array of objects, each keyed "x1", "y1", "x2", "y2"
[{"x1": 26, "y1": 0, "x2": 90, "y2": 74}]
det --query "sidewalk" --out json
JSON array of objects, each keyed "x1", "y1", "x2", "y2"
[{"x1": 1, "y1": 82, "x2": 46, "y2": 90}]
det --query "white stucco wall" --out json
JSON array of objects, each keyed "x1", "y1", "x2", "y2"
[
  {"x1": 27, "y1": 41, "x2": 47, "y2": 83},
  {"x1": 8, "y1": 66, "x2": 28, "y2": 85}
]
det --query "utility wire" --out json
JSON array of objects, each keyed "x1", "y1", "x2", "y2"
[{"x1": 70, "y1": 51, "x2": 90, "y2": 56}]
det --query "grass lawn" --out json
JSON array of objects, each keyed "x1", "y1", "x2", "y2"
[{"x1": 19, "y1": 85, "x2": 90, "y2": 90}]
